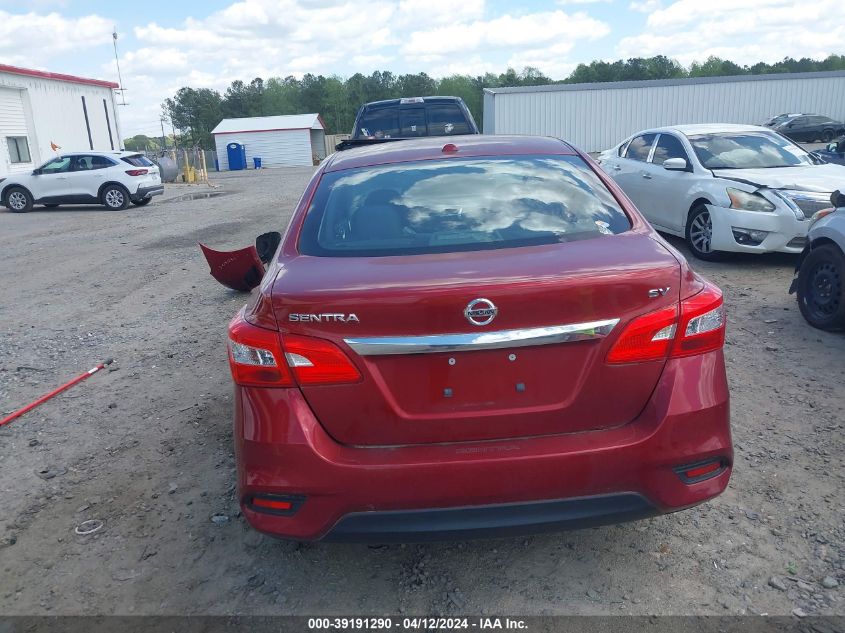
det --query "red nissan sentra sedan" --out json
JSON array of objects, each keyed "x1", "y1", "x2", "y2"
[{"x1": 227, "y1": 135, "x2": 732, "y2": 542}]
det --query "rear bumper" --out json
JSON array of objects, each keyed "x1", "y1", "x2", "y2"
[
  {"x1": 131, "y1": 185, "x2": 164, "y2": 201},
  {"x1": 236, "y1": 352, "x2": 732, "y2": 542},
  {"x1": 324, "y1": 493, "x2": 657, "y2": 542}
]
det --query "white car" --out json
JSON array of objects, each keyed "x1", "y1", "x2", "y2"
[
  {"x1": 598, "y1": 124, "x2": 845, "y2": 260},
  {"x1": 1, "y1": 151, "x2": 163, "y2": 213}
]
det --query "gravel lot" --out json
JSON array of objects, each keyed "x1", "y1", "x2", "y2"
[{"x1": 0, "y1": 167, "x2": 843, "y2": 616}]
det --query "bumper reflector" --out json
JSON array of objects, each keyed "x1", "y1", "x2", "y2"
[
  {"x1": 674, "y1": 459, "x2": 726, "y2": 484},
  {"x1": 247, "y1": 494, "x2": 305, "y2": 516}
]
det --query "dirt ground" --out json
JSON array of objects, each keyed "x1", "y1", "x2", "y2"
[{"x1": 0, "y1": 167, "x2": 843, "y2": 616}]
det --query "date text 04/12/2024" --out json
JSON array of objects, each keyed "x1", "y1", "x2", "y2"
[{"x1": 307, "y1": 618, "x2": 528, "y2": 630}]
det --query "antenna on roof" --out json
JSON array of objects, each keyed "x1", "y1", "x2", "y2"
[{"x1": 112, "y1": 27, "x2": 128, "y2": 106}]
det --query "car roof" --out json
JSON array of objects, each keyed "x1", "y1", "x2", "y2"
[
  {"x1": 361, "y1": 96, "x2": 466, "y2": 109},
  {"x1": 323, "y1": 135, "x2": 577, "y2": 172},
  {"x1": 56, "y1": 150, "x2": 143, "y2": 158},
  {"x1": 638, "y1": 123, "x2": 775, "y2": 137}
]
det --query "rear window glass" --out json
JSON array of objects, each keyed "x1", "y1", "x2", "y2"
[
  {"x1": 299, "y1": 155, "x2": 631, "y2": 257},
  {"x1": 121, "y1": 155, "x2": 154, "y2": 167},
  {"x1": 357, "y1": 109, "x2": 400, "y2": 139},
  {"x1": 426, "y1": 105, "x2": 471, "y2": 135},
  {"x1": 400, "y1": 108, "x2": 427, "y2": 137}
]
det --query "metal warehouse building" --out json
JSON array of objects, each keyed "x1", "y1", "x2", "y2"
[
  {"x1": 212, "y1": 114, "x2": 326, "y2": 169},
  {"x1": 483, "y1": 70, "x2": 845, "y2": 153},
  {"x1": 0, "y1": 64, "x2": 121, "y2": 178}
]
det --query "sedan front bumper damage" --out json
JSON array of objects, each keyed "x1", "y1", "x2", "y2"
[{"x1": 707, "y1": 204, "x2": 808, "y2": 254}]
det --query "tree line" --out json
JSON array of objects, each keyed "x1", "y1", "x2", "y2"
[{"x1": 123, "y1": 54, "x2": 845, "y2": 151}]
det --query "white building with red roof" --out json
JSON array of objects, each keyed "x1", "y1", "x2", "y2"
[{"x1": 0, "y1": 64, "x2": 121, "y2": 177}]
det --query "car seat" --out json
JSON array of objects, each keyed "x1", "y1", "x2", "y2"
[{"x1": 351, "y1": 190, "x2": 407, "y2": 240}]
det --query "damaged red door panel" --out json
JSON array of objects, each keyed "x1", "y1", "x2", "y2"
[{"x1": 199, "y1": 242, "x2": 265, "y2": 291}]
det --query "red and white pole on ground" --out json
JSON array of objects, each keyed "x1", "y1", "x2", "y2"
[{"x1": 0, "y1": 359, "x2": 114, "y2": 428}]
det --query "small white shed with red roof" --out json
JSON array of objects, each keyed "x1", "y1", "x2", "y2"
[{"x1": 212, "y1": 113, "x2": 326, "y2": 170}]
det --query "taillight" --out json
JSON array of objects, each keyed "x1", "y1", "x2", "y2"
[
  {"x1": 607, "y1": 282, "x2": 725, "y2": 364},
  {"x1": 606, "y1": 305, "x2": 678, "y2": 363},
  {"x1": 125, "y1": 169, "x2": 149, "y2": 176},
  {"x1": 228, "y1": 314, "x2": 292, "y2": 387},
  {"x1": 227, "y1": 312, "x2": 360, "y2": 387},
  {"x1": 283, "y1": 334, "x2": 361, "y2": 385},
  {"x1": 673, "y1": 283, "x2": 726, "y2": 358}
]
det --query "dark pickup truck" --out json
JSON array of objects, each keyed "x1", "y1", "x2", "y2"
[{"x1": 337, "y1": 96, "x2": 479, "y2": 151}]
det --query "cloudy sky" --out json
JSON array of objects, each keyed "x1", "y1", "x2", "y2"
[{"x1": 1, "y1": 0, "x2": 843, "y2": 138}]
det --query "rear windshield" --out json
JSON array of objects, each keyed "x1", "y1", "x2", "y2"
[
  {"x1": 356, "y1": 104, "x2": 472, "y2": 139},
  {"x1": 358, "y1": 109, "x2": 400, "y2": 139},
  {"x1": 299, "y1": 155, "x2": 631, "y2": 257},
  {"x1": 121, "y1": 155, "x2": 155, "y2": 167}
]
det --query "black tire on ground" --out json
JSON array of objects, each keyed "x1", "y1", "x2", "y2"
[
  {"x1": 101, "y1": 184, "x2": 130, "y2": 211},
  {"x1": 4, "y1": 186, "x2": 34, "y2": 213},
  {"x1": 685, "y1": 204, "x2": 725, "y2": 261},
  {"x1": 131, "y1": 198, "x2": 152, "y2": 207},
  {"x1": 796, "y1": 244, "x2": 845, "y2": 331},
  {"x1": 821, "y1": 129, "x2": 835, "y2": 143},
  {"x1": 44, "y1": 203, "x2": 60, "y2": 208}
]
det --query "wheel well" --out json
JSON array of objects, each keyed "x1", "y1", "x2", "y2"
[
  {"x1": 810, "y1": 236, "x2": 845, "y2": 256},
  {"x1": 1, "y1": 183, "x2": 32, "y2": 203},
  {"x1": 687, "y1": 198, "x2": 712, "y2": 221},
  {"x1": 97, "y1": 181, "x2": 130, "y2": 198}
]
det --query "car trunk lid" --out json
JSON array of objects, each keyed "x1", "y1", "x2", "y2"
[{"x1": 272, "y1": 233, "x2": 680, "y2": 446}]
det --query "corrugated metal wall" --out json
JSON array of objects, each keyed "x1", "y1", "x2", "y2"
[
  {"x1": 214, "y1": 129, "x2": 313, "y2": 170},
  {"x1": 0, "y1": 72, "x2": 119, "y2": 177},
  {"x1": 485, "y1": 73, "x2": 845, "y2": 153}
]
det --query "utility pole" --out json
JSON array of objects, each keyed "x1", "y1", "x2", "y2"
[
  {"x1": 112, "y1": 27, "x2": 127, "y2": 105},
  {"x1": 170, "y1": 118, "x2": 179, "y2": 151},
  {"x1": 160, "y1": 118, "x2": 167, "y2": 151}
]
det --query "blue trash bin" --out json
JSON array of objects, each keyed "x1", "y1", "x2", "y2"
[{"x1": 253, "y1": 157, "x2": 262, "y2": 169}]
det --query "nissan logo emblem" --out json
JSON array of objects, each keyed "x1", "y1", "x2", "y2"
[{"x1": 464, "y1": 298, "x2": 497, "y2": 326}]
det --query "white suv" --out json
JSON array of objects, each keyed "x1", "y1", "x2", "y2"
[{"x1": 1, "y1": 151, "x2": 163, "y2": 213}]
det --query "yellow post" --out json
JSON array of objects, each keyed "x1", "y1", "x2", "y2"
[
  {"x1": 182, "y1": 150, "x2": 190, "y2": 183},
  {"x1": 200, "y1": 151, "x2": 209, "y2": 186}
]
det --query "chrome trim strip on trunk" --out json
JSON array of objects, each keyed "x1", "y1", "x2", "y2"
[{"x1": 344, "y1": 319, "x2": 620, "y2": 356}]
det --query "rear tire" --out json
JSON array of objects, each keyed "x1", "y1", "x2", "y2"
[
  {"x1": 101, "y1": 184, "x2": 129, "y2": 210},
  {"x1": 131, "y1": 198, "x2": 152, "y2": 207},
  {"x1": 796, "y1": 244, "x2": 845, "y2": 331},
  {"x1": 822, "y1": 129, "x2": 835, "y2": 143},
  {"x1": 685, "y1": 204, "x2": 724, "y2": 261},
  {"x1": 5, "y1": 187, "x2": 33, "y2": 213}
]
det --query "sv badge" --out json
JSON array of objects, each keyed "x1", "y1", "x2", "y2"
[{"x1": 648, "y1": 287, "x2": 671, "y2": 298}]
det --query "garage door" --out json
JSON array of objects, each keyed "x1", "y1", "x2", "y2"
[{"x1": 0, "y1": 87, "x2": 31, "y2": 176}]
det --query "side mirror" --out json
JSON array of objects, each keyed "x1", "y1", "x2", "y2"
[
  {"x1": 831, "y1": 190, "x2": 845, "y2": 208},
  {"x1": 663, "y1": 158, "x2": 687, "y2": 171},
  {"x1": 255, "y1": 231, "x2": 282, "y2": 264},
  {"x1": 827, "y1": 143, "x2": 838, "y2": 152},
  {"x1": 32, "y1": 169, "x2": 41, "y2": 176}
]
